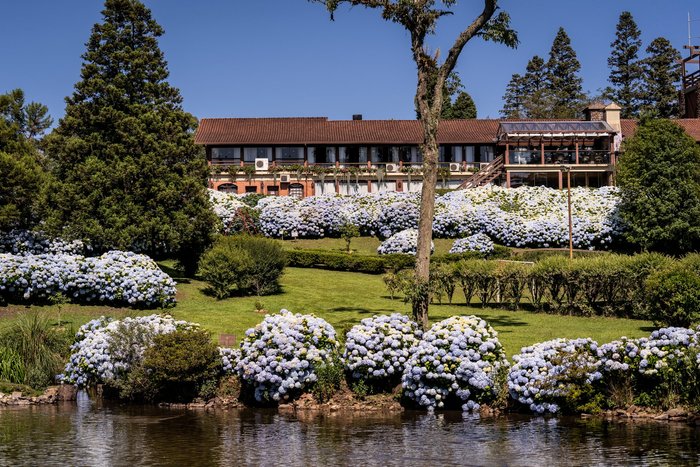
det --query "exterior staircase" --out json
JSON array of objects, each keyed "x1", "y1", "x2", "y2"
[{"x1": 458, "y1": 154, "x2": 505, "y2": 189}]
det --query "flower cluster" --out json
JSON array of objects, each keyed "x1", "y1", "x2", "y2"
[
  {"x1": 235, "y1": 310, "x2": 339, "y2": 402},
  {"x1": 59, "y1": 315, "x2": 193, "y2": 387},
  {"x1": 209, "y1": 190, "x2": 248, "y2": 234},
  {"x1": 508, "y1": 338, "x2": 602, "y2": 414},
  {"x1": 343, "y1": 314, "x2": 421, "y2": 381},
  {"x1": 0, "y1": 229, "x2": 86, "y2": 255},
  {"x1": 0, "y1": 250, "x2": 176, "y2": 307},
  {"x1": 402, "y1": 316, "x2": 508, "y2": 411},
  {"x1": 377, "y1": 229, "x2": 434, "y2": 255},
  {"x1": 449, "y1": 233, "x2": 495, "y2": 254},
  {"x1": 209, "y1": 186, "x2": 623, "y2": 249},
  {"x1": 220, "y1": 347, "x2": 241, "y2": 374}
]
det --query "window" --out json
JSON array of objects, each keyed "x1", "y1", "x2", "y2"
[
  {"x1": 211, "y1": 147, "x2": 240, "y2": 161},
  {"x1": 439, "y1": 146, "x2": 453, "y2": 163},
  {"x1": 275, "y1": 147, "x2": 303, "y2": 161},
  {"x1": 245, "y1": 186, "x2": 258, "y2": 193},
  {"x1": 243, "y1": 147, "x2": 272, "y2": 162},
  {"x1": 289, "y1": 183, "x2": 304, "y2": 199},
  {"x1": 398, "y1": 146, "x2": 412, "y2": 163},
  {"x1": 217, "y1": 183, "x2": 238, "y2": 193}
]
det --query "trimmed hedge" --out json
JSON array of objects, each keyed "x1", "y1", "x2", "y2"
[{"x1": 286, "y1": 245, "x2": 510, "y2": 274}]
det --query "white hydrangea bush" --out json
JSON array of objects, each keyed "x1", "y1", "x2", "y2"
[
  {"x1": 209, "y1": 189, "x2": 247, "y2": 234},
  {"x1": 0, "y1": 229, "x2": 86, "y2": 255},
  {"x1": 343, "y1": 313, "x2": 422, "y2": 382},
  {"x1": 508, "y1": 338, "x2": 602, "y2": 414},
  {"x1": 235, "y1": 310, "x2": 339, "y2": 402},
  {"x1": 402, "y1": 316, "x2": 508, "y2": 411},
  {"x1": 0, "y1": 250, "x2": 176, "y2": 308},
  {"x1": 60, "y1": 315, "x2": 195, "y2": 387},
  {"x1": 449, "y1": 233, "x2": 495, "y2": 254},
  {"x1": 377, "y1": 229, "x2": 434, "y2": 255}
]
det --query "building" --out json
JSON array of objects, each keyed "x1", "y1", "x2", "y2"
[{"x1": 194, "y1": 104, "x2": 700, "y2": 197}]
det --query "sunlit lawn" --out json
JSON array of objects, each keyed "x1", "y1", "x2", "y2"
[{"x1": 0, "y1": 266, "x2": 653, "y2": 357}]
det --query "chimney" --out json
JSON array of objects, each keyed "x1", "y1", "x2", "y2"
[
  {"x1": 603, "y1": 103, "x2": 622, "y2": 134},
  {"x1": 583, "y1": 102, "x2": 606, "y2": 122},
  {"x1": 352, "y1": 114, "x2": 363, "y2": 121}
]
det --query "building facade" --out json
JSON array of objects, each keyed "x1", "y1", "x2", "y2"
[{"x1": 194, "y1": 104, "x2": 700, "y2": 197}]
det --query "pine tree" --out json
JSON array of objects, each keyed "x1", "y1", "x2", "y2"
[
  {"x1": 546, "y1": 27, "x2": 585, "y2": 118},
  {"x1": 417, "y1": 71, "x2": 477, "y2": 119},
  {"x1": 501, "y1": 73, "x2": 525, "y2": 118},
  {"x1": 641, "y1": 37, "x2": 681, "y2": 118},
  {"x1": 605, "y1": 11, "x2": 643, "y2": 118},
  {"x1": 522, "y1": 55, "x2": 553, "y2": 119},
  {"x1": 447, "y1": 91, "x2": 477, "y2": 119},
  {"x1": 44, "y1": 0, "x2": 216, "y2": 274}
]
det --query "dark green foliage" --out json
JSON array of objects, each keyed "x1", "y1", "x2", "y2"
[
  {"x1": 546, "y1": 28, "x2": 586, "y2": 118},
  {"x1": 43, "y1": 0, "x2": 216, "y2": 272},
  {"x1": 199, "y1": 236, "x2": 287, "y2": 298},
  {"x1": 0, "y1": 314, "x2": 73, "y2": 389},
  {"x1": 641, "y1": 38, "x2": 681, "y2": 118},
  {"x1": 312, "y1": 358, "x2": 344, "y2": 403},
  {"x1": 645, "y1": 258, "x2": 700, "y2": 327},
  {"x1": 340, "y1": 223, "x2": 360, "y2": 253},
  {"x1": 416, "y1": 71, "x2": 477, "y2": 120},
  {"x1": 501, "y1": 29, "x2": 585, "y2": 119},
  {"x1": 447, "y1": 91, "x2": 477, "y2": 119},
  {"x1": 119, "y1": 328, "x2": 222, "y2": 402},
  {"x1": 617, "y1": 119, "x2": 700, "y2": 254},
  {"x1": 604, "y1": 11, "x2": 643, "y2": 118}
]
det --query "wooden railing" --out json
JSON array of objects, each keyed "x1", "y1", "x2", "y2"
[
  {"x1": 210, "y1": 160, "x2": 490, "y2": 174},
  {"x1": 684, "y1": 69, "x2": 700, "y2": 89}
]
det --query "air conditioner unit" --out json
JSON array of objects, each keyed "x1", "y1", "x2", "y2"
[
  {"x1": 385, "y1": 163, "x2": 399, "y2": 173},
  {"x1": 255, "y1": 158, "x2": 269, "y2": 171},
  {"x1": 279, "y1": 173, "x2": 290, "y2": 183},
  {"x1": 449, "y1": 162, "x2": 461, "y2": 173}
]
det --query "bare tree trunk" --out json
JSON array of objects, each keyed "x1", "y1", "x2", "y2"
[{"x1": 412, "y1": 116, "x2": 439, "y2": 330}]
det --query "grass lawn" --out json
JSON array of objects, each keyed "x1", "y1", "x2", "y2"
[{"x1": 0, "y1": 266, "x2": 654, "y2": 357}]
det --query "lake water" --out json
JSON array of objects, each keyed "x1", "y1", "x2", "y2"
[{"x1": 1, "y1": 394, "x2": 698, "y2": 466}]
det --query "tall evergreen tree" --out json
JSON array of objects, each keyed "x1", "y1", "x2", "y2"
[
  {"x1": 605, "y1": 11, "x2": 643, "y2": 118},
  {"x1": 546, "y1": 27, "x2": 585, "y2": 118},
  {"x1": 522, "y1": 55, "x2": 553, "y2": 118},
  {"x1": 641, "y1": 37, "x2": 681, "y2": 118},
  {"x1": 417, "y1": 71, "x2": 478, "y2": 119},
  {"x1": 447, "y1": 91, "x2": 477, "y2": 119},
  {"x1": 44, "y1": 0, "x2": 216, "y2": 274},
  {"x1": 0, "y1": 89, "x2": 46, "y2": 230},
  {"x1": 500, "y1": 73, "x2": 525, "y2": 118}
]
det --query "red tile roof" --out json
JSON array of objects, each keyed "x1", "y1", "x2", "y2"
[
  {"x1": 195, "y1": 117, "x2": 500, "y2": 145},
  {"x1": 195, "y1": 117, "x2": 700, "y2": 146}
]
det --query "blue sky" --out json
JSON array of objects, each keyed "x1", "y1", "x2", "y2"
[{"x1": 1, "y1": 1, "x2": 698, "y2": 122}]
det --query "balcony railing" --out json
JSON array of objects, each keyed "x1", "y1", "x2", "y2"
[
  {"x1": 507, "y1": 150, "x2": 611, "y2": 165},
  {"x1": 209, "y1": 160, "x2": 491, "y2": 174}
]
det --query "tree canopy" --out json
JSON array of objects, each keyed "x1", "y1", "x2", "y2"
[
  {"x1": 641, "y1": 38, "x2": 681, "y2": 118},
  {"x1": 44, "y1": 0, "x2": 216, "y2": 274},
  {"x1": 617, "y1": 118, "x2": 700, "y2": 255}
]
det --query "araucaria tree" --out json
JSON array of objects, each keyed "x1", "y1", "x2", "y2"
[
  {"x1": 604, "y1": 11, "x2": 643, "y2": 118},
  {"x1": 641, "y1": 37, "x2": 681, "y2": 118},
  {"x1": 546, "y1": 27, "x2": 585, "y2": 118},
  {"x1": 311, "y1": 0, "x2": 517, "y2": 329},
  {"x1": 617, "y1": 118, "x2": 700, "y2": 255},
  {"x1": 44, "y1": 0, "x2": 216, "y2": 274}
]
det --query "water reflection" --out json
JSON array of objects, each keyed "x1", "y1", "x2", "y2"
[{"x1": 0, "y1": 403, "x2": 699, "y2": 466}]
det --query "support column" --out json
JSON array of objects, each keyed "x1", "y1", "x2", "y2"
[
  {"x1": 505, "y1": 143, "x2": 510, "y2": 165},
  {"x1": 575, "y1": 142, "x2": 580, "y2": 165},
  {"x1": 558, "y1": 170, "x2": 563, "y2": 190},
  {"x1": 505, "y1": 171, "x2": 511, "y2": 188},
  {"x1": 540, "y1": 142, "x2": 545, "y2": 165}
]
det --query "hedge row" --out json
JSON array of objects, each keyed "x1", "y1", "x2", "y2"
[
  {"x1": 286, "y1": 245, "x2": 511, "y2": 274},
  {"x1": 386, "y1": 253, "x2": 688, "y2": 322}
]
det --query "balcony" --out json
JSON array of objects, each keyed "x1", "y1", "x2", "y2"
[{"x1": 507, "y1": 150, "x2": 611, "y2": 166}]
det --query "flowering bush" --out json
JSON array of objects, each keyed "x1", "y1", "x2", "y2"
[
  {"x1": 449, "y1": 233, "x2": 495, "y2": 254},
  {"x1": 508, "y1": 338, "x2": 603, "y2": 414},
  {"x1": 0, "y1": 229, "x2": 86, "y2": 255},
  {"x1": 235, "y1": 310, "x2": 339, "y2": 402},
  {"x1": 343, "y1": 314, "x2": 422, "y2": 382},
  {"x1": 211, "y1": 186, "x2": 624, "y2": 250},
  {"x1": 0, "y1": 250, "x2": 176, "y2": 307},
  {"x1": 220, "y1": 347, "x2": 240, "y2": 374},
  {"x1": 402, "y1": 316, "x2": 508, "y2": 411},
  {"x1": 59, "y1": 315, "x2": 194, "y2": 387},
  {"x1": 377, "y1": 229, "x2": 434, "y2": 255}
]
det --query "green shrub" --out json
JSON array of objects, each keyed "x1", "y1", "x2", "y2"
[
  {"x1": 645, "y1": 261, "x2": 700, "y2": 327},
  {"x1": 0, "y1": 347, "x2": 26, "y2": 384},
  {"x1": 339, "y1": 223, "x2": 360, "y2": 253},
  {"x1": 312, "y1": 359, "x2": 344, "y2": 403},
  {"x1": 121, "y1": 328, "x2": 222, "y2": 402},
  {"x1": 0, "y1": 313, "x2": 73, "y2": 389},
  {"x1": 199, "y1": 235, "x2": 286, "y2": 298}
]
